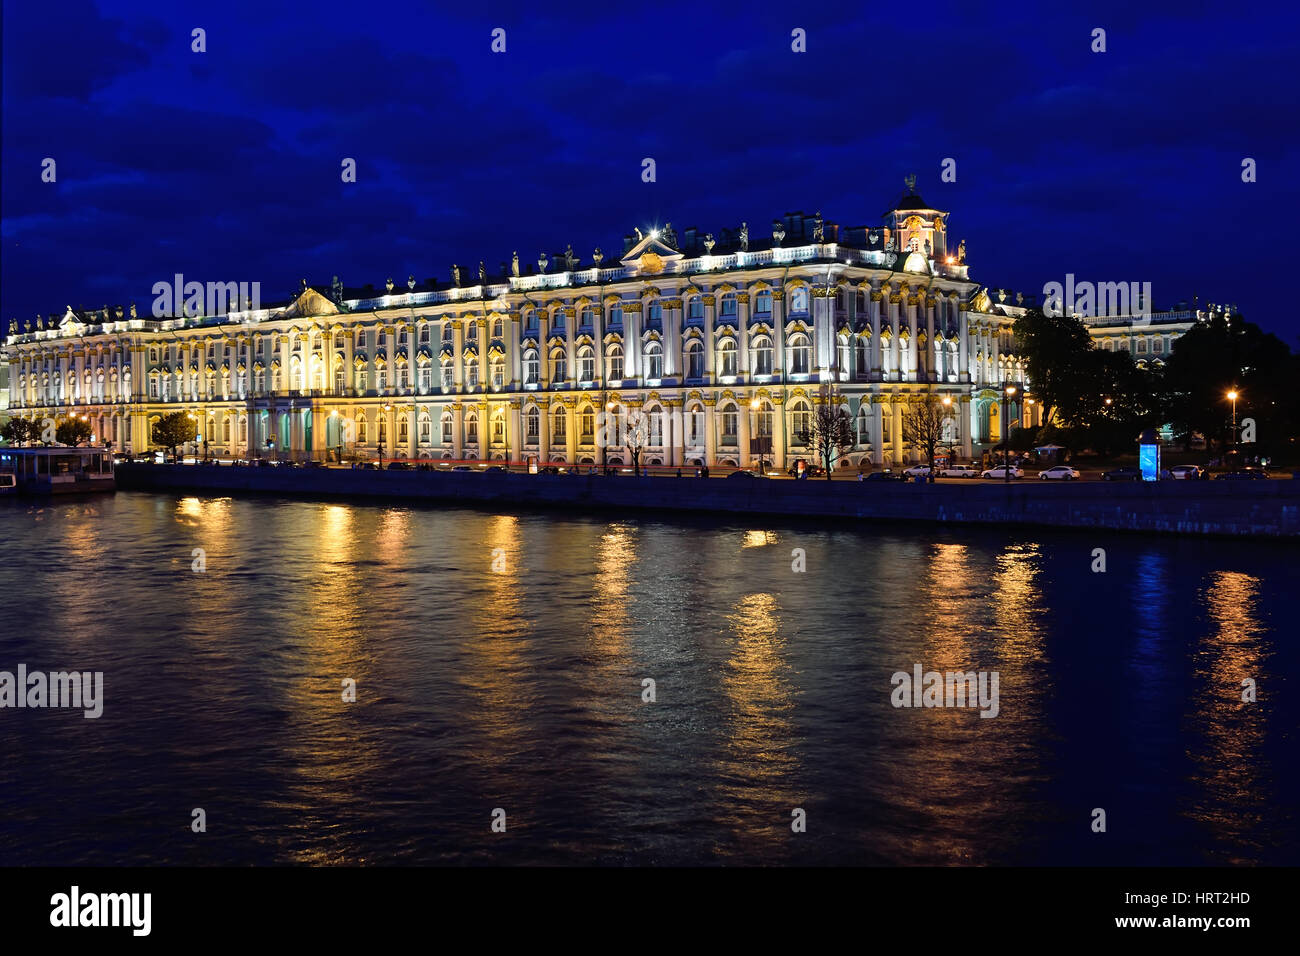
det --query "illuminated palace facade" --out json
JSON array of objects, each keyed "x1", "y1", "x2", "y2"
[{"x1": 4, "y1": 184, "x2": 1194, "y2": 469}]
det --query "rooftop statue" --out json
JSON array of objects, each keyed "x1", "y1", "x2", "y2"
[
  {"x1": 703, "y1": 234, "x2": 715, "y2": 254},
  {"x1": 661, "y1": 222, "x2": 676, "y2": 248},
  {"x1": 739, "y1": 222, "x2": 749, "y2": 252},
  {"x1": 511, "y1": 251, "x2": 520, "y2": 277},
  {"x1": 452, "y1": 264, "x2": 461, "y2": 287}
]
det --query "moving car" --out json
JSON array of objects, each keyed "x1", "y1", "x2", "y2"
[
  {"x1": 981, "y1": 465, "x2": 1023, "y2": 479},
  {"x1": 1216, "y1": 468, "x2": 1269, "y2": 480},
  {"x1": 483, "y1": 465, "x2": 507, "y2": 474},
  {"x1": 1101, "y1": 466, "x2": 1142, "y2": 481},
  {"x1": 726, "y1": 469, "x2": 767, "y2": 480},
  {"x1": 902, "y1": 465, "x2": 932, "y2": 478},
  {"x1": 939, "y1": 465, "x2": 980, "y2": 478},
  {"x1": 386, "y1": 461, "x2": 413, "y2": 471},
  {"x1": 451, "y1": 465, "x2": 473, "y2": 472},
  {"x1": 863, "y1": 470, "x2": 901, "y2": 481},
  {"x1": 1038, "y1": 465, "x2": 1080, "y2": 480},
  {"x1": 1169, "y1": 464, "x2": 1206, "y2": 480}
]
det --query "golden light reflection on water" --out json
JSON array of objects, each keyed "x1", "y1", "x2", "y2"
[
  {"x1": 922, "y1": 543, "x2": 972, "y2": 674},
  {"x1": 458, "y1": 514, "x2": 531, "y2": 773},
  {"x1": 719, "y1": 592, "x2": 799, "y2": 842},
  {"x1": 1186, "y1": 571, "x2": 1271, "y2": 863},
  {"x1": 742, "y1": 530, "x2": 778, "y2": 549},
  {"x1": 375, "y1": 507, "x2": 411, "y2": 558}
]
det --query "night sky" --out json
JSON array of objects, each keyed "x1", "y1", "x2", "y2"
[{"x1": 3, "y1": 0, "x2": 1295, "y2": 338}]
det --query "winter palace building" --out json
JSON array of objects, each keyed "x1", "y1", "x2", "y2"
[{"x1": 3, "y1": 182, "x2": 1202, "y2": 469}]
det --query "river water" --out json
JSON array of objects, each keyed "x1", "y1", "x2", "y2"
[{"x1": 1, "y1": 492, "x2": 1295, "y2": 865}]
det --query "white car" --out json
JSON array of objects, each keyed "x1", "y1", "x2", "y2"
[
  {"x1": 902, "y1": 464, "x2": 932, "y2": 478},
  {"x1": 981, "y1": 465, "x2": 1023, "y2": 479},
  {"x1": 1038, "y1": 465, "x2": 1080, "y2": 480},
  {"x1": 1169, "y1": 464, "x2": 1205, "y2": 480},
  {"x1": 940, "y1": 465, "x2": 980, "y2": 478}
]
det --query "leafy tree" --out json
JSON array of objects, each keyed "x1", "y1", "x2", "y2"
[
  {"x1": 623, "y1": 409, "x2": 648, "y2": 474},
  {"x1": 1, "y1": 417, "x2": 38, "y2": 446},
  {"x1": 55, "y1": 417, "x2": 93, "y2": 446},
  {"x1": 798, "y1": 391, "x2": 854, "y2": 479},
  {"x1": 152, "y1": 411, "x2": 194, "y2": 461},
  {"x1": 901, "y1": 395, "x2": 954, "y2": 477},
  {"x1": 1012, "y1": 308, "x2": 1098, "y2": 426},
  {"x1": 1160, "y1": 312, "x2": 1297, "y2": 457}
]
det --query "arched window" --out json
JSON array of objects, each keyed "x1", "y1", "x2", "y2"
[
  {"x1": 418, "y1": 410, "x2": 432, "y2": 443},
  {"x1": 398, "y1": 416, "x2": 409, "y2": 442},
  {"x1": 838, "y1": 333, "x2": 851, "y2": 374},
  {"x1": 756, "y1": 401, "x2": 773, "y2": 438},
  {"x1": 440, "y1": 411, "x2": 453, "y2": 443},
  {"x1": 789, "y1": 333, "x2": 811, "y2": 374},
  {"x1": 492, "y1": 318, "x2": 504, "y2": 339},
  {"x1": 578, "y1": 345, "x2": 595, "y2": 382},
  {"x1": 687, "y1": 297, "x2": 703, "y2": 321},
  {"x1": 647, "y1": 406, "x2": 663, "y2": 446},
  {"x1": 645, "y1": 341, "x2": 663, "y2": 379},
  {"x1": 465, "y1": 410, "x2": 478, "y2": 445},
  {"x1": 790, "y1": 400, "x2": 811, "y2": 443},
  {"x1": 720, "y1": 403, "x2": 738, "y2": 444},
  {"x1": 580, "y1": 406, "x2": 595, "y2": 440},
  {"x1": 491, "y1": 408, "x2": 506, "y2": 443},
  {"x1": 755, "y1": 290, "x2": 772, "y2": 314},
  {"x1": 552, "y1": 406, "x2": 567, "y2": 441},
  {"x1": 523, "y1": 348, "x2": 539, "y2": 385},
  {"x1": 579, "y1": 308, "x2": 593, "y2": 330},
  {"x1": 551, "y1": 349, "x2": 567, "y2": 383},
  {"x1": 489, "y1": 356, "x2": 505, "y2": 390},
  {"x1": 720, "y1": 294, "x2": 737, "y2": 317},
  {"x1": 753, "y1": 336, "x2": 773, "y2": 376},
  {"x1": 440, "y1": 359, "x2": 453, "y2": 391},
  {"x1": 525, "y1": 406, "x2": 539, "y2": 441},
  {"x1": 857, "y1": 405, "x2": 871, "y2": 444},
  {"x1": 685, "y1": 340, "x2": 704, "y2": 380},
  {"x1": 606, "y1": 344, "x2": 624, "y2": 381},
  {"x1": 718, "y1": 339, "x2": 737, "y2": 377}
]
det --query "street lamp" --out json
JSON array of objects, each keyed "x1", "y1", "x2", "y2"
[
  {"x1": 1227, "y1": 389, "x2": 1239, "y2": 449},
  {"x1": 604, "y1": 400, "x2": 616, "y2": 474},
  {"x1": 378, "y1": 403, "x2": 391, "y2": 466},
  {"x1": 1002, "y1": 383, "x2": 1017, "y2": 482}
]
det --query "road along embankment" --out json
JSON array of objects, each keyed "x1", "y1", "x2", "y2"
[{"x1": 113, "y1": 464, "x2": 1300, "y2": 539}]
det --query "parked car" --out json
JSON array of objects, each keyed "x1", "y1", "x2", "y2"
[
  {"x1": 1216, "y1": 468, "x2": 1270, "y2": 480},
  {"x1": 1038, "y1": 465, "x2": 1081, "y2": 480},
  {"x1": 451, "y1": 465, "x2": 473, "y2": 472},
  {"x1": 981, "y1": 465, "x2": 1023, "y2": 479},
  {"x1": 726, "y1": 469, "x2": 766, "y2": 480},
  {"x1": 902, "y1": 464, "x2": 932, "y2": 478},
  {"x1": 386, "y1": 461, "x2": 413, "y2": 471},
  {"x1": 787, "y1": 461, "x2": 825, "y2": 478},
  {"x1": 1169, "y1": 464, "x2": 1206, "y2": 480},
  {"x1": 1101, "y1": 466, "x2": 1142, "y2": 481},
  {"x1": 939, "y1": 464, "x2": 980, "y2": 478},
  {"x1": 864, "y1": 470, "x2": 901, "y2": 481},
  {"x1": 483, "y1": 465, "x2": 506, "y2": 474}
]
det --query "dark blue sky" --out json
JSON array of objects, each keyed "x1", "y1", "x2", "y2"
[{"x1": 4, "y1": 0, "x2": 1296, "y2": 338}]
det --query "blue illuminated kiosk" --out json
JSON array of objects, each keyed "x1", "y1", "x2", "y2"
[{"x1": 1138, "y1": 428, "x2": 1162, "y2": 482}]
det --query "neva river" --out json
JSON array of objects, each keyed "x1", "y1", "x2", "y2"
[{"x1": 1, "y1": 492, "x2": 1296, "y2": 866}]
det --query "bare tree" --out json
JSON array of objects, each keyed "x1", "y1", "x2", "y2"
[
  {"x1": 797, "y1": 393, "x2": 854, "y2": 479},
  {"x1": 901, "y1": 395, "x2": 954, "y2": 478},
  {"x1": 624, "y1": 409, "x2": 649, "y2": 474}
]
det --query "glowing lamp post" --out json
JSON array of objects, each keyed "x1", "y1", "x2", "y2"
[
  {"x1": 1227, "y1": 389, "x2": 1239, "y2": 449},
  {"x1": 1002, "y1": 384, "x2": 1016, "y2": 482}
]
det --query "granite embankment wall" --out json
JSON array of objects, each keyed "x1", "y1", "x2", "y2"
[{"x1": 114, "y1": 464, "x2": 1300, "y2": 539}]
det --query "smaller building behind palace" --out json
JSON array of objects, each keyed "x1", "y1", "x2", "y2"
[{"x1": 3, "y1": 181, "x2": 1214, "y2": 470}]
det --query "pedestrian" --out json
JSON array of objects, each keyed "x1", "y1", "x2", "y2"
[{"x1": 676, "y1": 468, "x2": 682, "y2": 478}]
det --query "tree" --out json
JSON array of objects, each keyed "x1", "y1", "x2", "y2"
[
  {"x1": 1, "y1": 417, "x2": 38, "y2": 447},
  {"x1": 797, "y1": 392, "x2": 854, "y2": 479},
  {"x1": 152, "y1": 411, "x2": 194, "y2": 461},
  {"x1": 55, "y1": 417, "x2": 93, "y2": 446},
  {"x1": 623, "y1": 409, "x2": 649, "y2": 474},
  {"x1": 902, "y1": 395, "x2": 954, "y2": 477},
  {"x1": 1160, "y1": 312, "x2": 1297, "y2": 457},
  {"x1": 1012, "y1": 307, "x2": 1097, "y2": 426}
]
